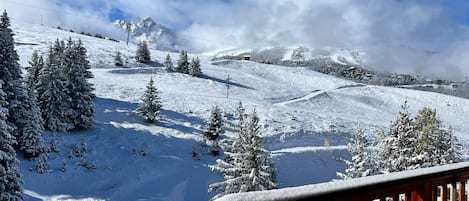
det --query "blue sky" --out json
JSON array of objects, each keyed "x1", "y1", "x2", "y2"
[{"x1": 4, "y1": 0, "x2": 469, "y2": 79}]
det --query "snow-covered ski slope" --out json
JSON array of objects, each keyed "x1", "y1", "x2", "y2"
[{"x1": 11, "y1": 20, "x2": 469, "y2": 201}]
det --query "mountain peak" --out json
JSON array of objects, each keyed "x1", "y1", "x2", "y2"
[{"x1": 114, "y1": 17, "x2": 178, "y2": 52}]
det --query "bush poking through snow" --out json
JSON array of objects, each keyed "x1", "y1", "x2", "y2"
[
  {"x1": 140, "y1": 148, "x2": 147, "y2": 156},
  {"x1": 34, "y1": 154, "x2": 50, "y2": 174},
  {"x1": 48, "y1": 139, "x2": 59, "y2": 153},
  {"x1": 60, "y1": 161, "x2": 67, "y2": 172},
  {"x1": 78, "y1": 160, "x2": 96, "y2": 170},
  {"x1": 114, "y1": 51, "x2": 123, "y2": 66},
  {"x1": 71, "y1": 140, "x2": 88, "y2": 158}
]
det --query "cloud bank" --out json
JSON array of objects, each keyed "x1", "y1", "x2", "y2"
[{"x1": 4, "y1": 0, "x2": 469, "y2": 80}]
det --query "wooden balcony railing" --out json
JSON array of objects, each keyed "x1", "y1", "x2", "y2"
[{"x1": 216, "y1": 161, "x2": 469, "y2": 201}]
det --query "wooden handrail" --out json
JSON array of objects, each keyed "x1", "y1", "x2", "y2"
[{"x1": 216, "y1": 161, "x2": 469, "y2": 201}]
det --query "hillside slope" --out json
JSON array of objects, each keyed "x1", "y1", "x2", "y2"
[{"x1": 11, "y1": 20, "x2": 469, "y2": 201}]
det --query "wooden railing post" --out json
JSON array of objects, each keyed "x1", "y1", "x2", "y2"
[
  {"x1": 443, "y1": 184, "x2": 448, "y2": 201},
  {"x1": 451, "y1": 183, "x2": 457, "y2": 201},
  {"x1": 424, "y1": 181, "x2": 433, "y2": 201},
  {"x1": 460, "y1": 180, "x2": 467, "y2": 201},
  {"x1": 405, "y1": 192, "x2": 411, "y2": 201}
]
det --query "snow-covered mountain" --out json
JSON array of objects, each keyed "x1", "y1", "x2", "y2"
[
  {"x1": 213, "y1": 46, "x2": 364, "y2": 66},
  {"x1": 10, "y1": 19, "x2": 469, "y2": 201},
  {"x1": 114, "y1": 17, "x2": 179, "y2": 52}
]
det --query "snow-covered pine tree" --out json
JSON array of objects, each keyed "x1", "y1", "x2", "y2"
[
  {"x1": 438, "y1": 127, "x2": 463, "y2": 165},
  {"x1": 209, "y1": 110, "x2": 276, "y2": 199},
  {"x1": 136, "y1": 78, "x2": 162, "y2": 123},
  {"x1": 204, "y1": 106, "x2": 224, "y2": 141},
  {"x1": 241, "y1": 110, "x2": 276, "y2": 191},
  {"x1": 424, "y1": 113, "x2": 462, "y2": 166},
  {"x1": 376, "y1": 129, "x2": 390, "y2": 173},
  {"x1": 164, "y1": 54, "x2": 173, "y2": 72},
  {"x1": 25, "y1": 50, "x2": 44, "y2": 92},
  {"x1": 38, "y1": 45, "x2": 70, "y2": 132},
  {"x1": 63, "y1": 39, "x2": 95, "y2": 130},
  {"x1": 177, "y1": 50, "x2": 189, "y2": 74},
  {"x1": 0, "y1": 10, "x2": 31, "y2": 145},
  {"x1": 114, "y1": 51, "x2": 123, "y2": 66},
  {"x1": 18, "y1": 85, "x2": 46, "y2": 159},
  {"x1": 337, "y1": 128, "x2": 372, "y2": 180},
  {"x1": 204, "y1": 106, "x2": 224, "y2": 155},
  {"x1": 0, "y1": 79, "x2": 23, "y2": 200},
  {"x1": 235, "y1": 101, "x2": 245, "y2": 130},
  {"x1": 189, "y1": 57, "x2": 202, "y2": 77},
  {"x1": 380, "y1": 101, "x2": 420, "y2": 173},
  {"x1": 136, "y1": 40, "x2": 151, "y2": 63},
  {"x1": 217, "y1": 101, "x2": 245, "y2": 164}
]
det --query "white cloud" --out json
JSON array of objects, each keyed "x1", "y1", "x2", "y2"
[{"x1": 4, "y1": 0, "x2": 469, "y2": 80}]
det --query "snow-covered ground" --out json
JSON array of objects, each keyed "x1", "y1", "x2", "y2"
[{"x1": 11, "y1": 20, "x2": 469, "y2": 200}]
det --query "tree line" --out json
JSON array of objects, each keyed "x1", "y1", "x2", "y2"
[
  {"x1": 338, "y1": 101, "x2": 462, "y2": 180},
  {"x1": 0, "y1": 10, "x2": 95, "y2": 200},
  {"x1": 115, "y1": 42, "x2": 202, "y2": 77}
]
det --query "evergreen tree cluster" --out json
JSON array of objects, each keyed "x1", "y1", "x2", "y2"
[
  {"x1": 167, "y1": 51, "x2": 202, "y2": 77},
  {"x1": 32, "y1": 38, "x2": 95, "y2": 132},
  {"x1": 379, "y1": 102, "x2": 462, "y2": 173},
  {"x1": 209, "y1": 103, "x2": 276, "y2": 199},
  {"x1": 136, "y1": 40, "x2": 151, "y2": 63},
  {"x1": 338, "y1": 101, "x2": 463, "y2": 180},
  {"x1": 0, "y1": 10, "x2": 23, "y2": 200}
]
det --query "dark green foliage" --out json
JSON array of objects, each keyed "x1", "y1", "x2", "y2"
[
  {"x1": 189, "y1": 57, "x2": 202, "y2": 77},
  {"x1": 177, "y1": 50, "x2": 189, "y2": 73},
  {"x1": 137, "y1": 78, "x2": 163, "y2": 123},
  {"x1": 114, "y1": 51, "x2": 123, "y2": 66},
  {"x1": 164, "y1": 54, "x2": 173, "y2": 72},
  {"x1": 136, "y1": 40, "x2": 151, "y2": 63}
]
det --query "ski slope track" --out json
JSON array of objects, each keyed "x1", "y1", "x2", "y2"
[{"x1": 10, "y1": 20, "x2": 469, "y2": 201}]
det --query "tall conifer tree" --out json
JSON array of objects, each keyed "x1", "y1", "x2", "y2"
[
  {"x1": 137, "y1": 78, "x2": 163, "y2": 123},
  {"x1": 0, "y1": 80, "x2": 23, "y2": 200},
  {"x1": 209, "y1": 110, "x2": 275, "y2": 199}
]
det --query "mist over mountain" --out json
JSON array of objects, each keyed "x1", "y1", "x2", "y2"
[{"x1": 114, "y1": 17, "x2": 179, "y2": 52}]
